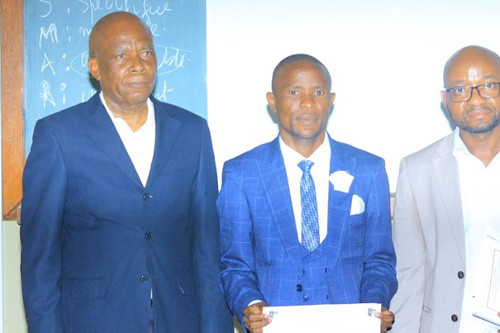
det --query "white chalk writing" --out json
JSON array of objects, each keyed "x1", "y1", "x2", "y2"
[
  {"x1": 156, "y1": 45, "x2": 190, "y2": 76},
  {"x1": 41, "y1": 52, "x2": 56, "y2": 74},
  {"x1": 39, "y1": 23, "x2": 59, "y2": 48},
  {"x1": 39, "y1": 80, "x2": 56, "y2": 108},
  {"x1": 76, "y1": 0, "x2": 172, "y2": 25},
  {"x1": 60, "y1": 83, "x2": 67, "y2": 105},
  {"x1": 38, "y1": 0, "x2": 53, "y2": 18},
  {"x1": 154, "y1": 80, "x2": 174, "y2": 102}
]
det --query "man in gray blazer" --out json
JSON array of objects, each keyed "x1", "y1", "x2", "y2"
[{"x1": 390, "y1": 45, "x2": 500, "y2": 332}]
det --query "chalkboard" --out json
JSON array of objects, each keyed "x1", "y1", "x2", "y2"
[{"x1": 25, "y1": 0, "x2": 207, "y2": 152}]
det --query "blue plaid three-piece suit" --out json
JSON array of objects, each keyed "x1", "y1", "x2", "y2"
[{"x1": 217, "y1": 134, "x2": 397, "y2": 324}]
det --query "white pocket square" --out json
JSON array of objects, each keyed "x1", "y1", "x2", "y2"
[
  {"x1": 350, "y1": 194, "x2": 365, "y2": 215},
  {"x1": 329, "y1": 171, "x2": 354, "y2": 193}
]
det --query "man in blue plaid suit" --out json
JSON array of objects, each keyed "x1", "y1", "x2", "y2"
[{"x1": 217, "y1": 54, "x2": 397, "y2": 333}]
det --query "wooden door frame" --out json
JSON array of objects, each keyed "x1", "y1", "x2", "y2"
[{"x1": 1, "y1": 0, "x2": 25, "y2": 221}]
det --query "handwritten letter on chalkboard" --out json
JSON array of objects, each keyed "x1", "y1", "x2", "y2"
[{"x1": 25, "y1": 0, "x2": 207, "y2": 151}]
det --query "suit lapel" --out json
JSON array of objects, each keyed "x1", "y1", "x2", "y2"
[
  {"x1": 326, "y1": 137, "x2": 356, "y2": 269},
  {"x1": 85, "y1": 94, "x2": 143, "y2": 189},
  {"x1": 432, "y1": 134, "x2": 466, "y2": 265},
  {"x1": 259, "y1": 138, "x2": 307, "y2": 269},
  {"x1": 145, "y1": 98, "x2": 181, "y2": 187}
]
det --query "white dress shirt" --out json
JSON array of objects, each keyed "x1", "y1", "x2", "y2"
[
  {"x1": 452, "y1": 128, "x2": 500, "y2": 333},
  {"x1": 280, "y1": 134, "x2": 331, "y2": 244},
  {"x1": 100, "y1": 93, "x2": 156, "y2": 187}
]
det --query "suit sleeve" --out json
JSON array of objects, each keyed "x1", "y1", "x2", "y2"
[
  {"x1": 20, "y1": 119, "x2": 65, "y2": 332},
  {"x1": 217, "y1": 161, "x2": 266, "y2": 324},
  {"x1": 190, "y1": 121, "x2": 233, "y2": 333},
  {"x1": 359, "y1": 158, "x2": 398, "y2": 309},
  {"x1": 389, "y1": 158, "x2": 425, "y2": 332}
]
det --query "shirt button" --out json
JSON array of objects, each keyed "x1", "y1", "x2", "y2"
[
  {"x1": 451, "y1": 314, "x2": 458, "y2": 322},
  {"x1": 296, "y1": 284, "x2": 303, "y2": 292},
  {"x1": 143, "y1": 193, "x2": 152, "y2": 200},
  {"x1": 140, "y1": 275, "x2": 149, "y2": 282},
  {"x1": 457, "y1": 271, "x2": 465, "y2": 279},
  {"x1": 145, "y1": 231, "x2": 153, "y2": 240},
  {"x1": 302, "y1": 295, "x2": 309, "y2": 301}
]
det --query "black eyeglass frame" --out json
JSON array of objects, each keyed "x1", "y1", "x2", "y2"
[{"x1": 444, "y1": 82, "x2": 500, "y2": 102}]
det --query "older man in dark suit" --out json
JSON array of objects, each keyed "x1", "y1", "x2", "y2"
[{"x1": 20, "y1": 11, "x2": 232, "y2": 333}]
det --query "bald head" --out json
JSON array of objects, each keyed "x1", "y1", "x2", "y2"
[
  {"x1": 89, "y1": 11, "x2": 152, "y2": 58},
  {"x1": 443, "y1": 45, "x2": 500, "y2": 86},
  {"x1": 271, "y1": 54, "x2": 332, "y2": 92}
]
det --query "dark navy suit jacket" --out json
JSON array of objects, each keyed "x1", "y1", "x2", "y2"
[
  {"x1": 21, "y1": 93, "x2": 233, "y2": 333},
  {"x1": 218, "y1": 136, "x2": 397, "y2": 323}
]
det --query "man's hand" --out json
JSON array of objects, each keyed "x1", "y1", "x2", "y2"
[
  {"x1": 375, "y1": 306, "x2": 395, "y2": 332},
  {"x1": 242, "y1": 301, "x2": 271, "y2": 333}
]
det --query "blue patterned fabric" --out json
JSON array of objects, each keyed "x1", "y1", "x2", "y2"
[
  {"x1": 298, "y1": 160, "x2": 320, "y2": 251},
  {"x1": 217, "y1": 135, "x2": 397, "y2": 325}
]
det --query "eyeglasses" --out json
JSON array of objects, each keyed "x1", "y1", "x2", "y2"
[{"x1": 445, "y1": 82, "x2": 500, "y2": 102}]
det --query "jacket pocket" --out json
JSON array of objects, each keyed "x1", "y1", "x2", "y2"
[{"x1": 62, "y1": 277, "x2": 108, "y2": 299}]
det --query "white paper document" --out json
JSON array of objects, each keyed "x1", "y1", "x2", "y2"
[
  {"x1": 473, "y1": 235, "x2": 500, "y2": 327},
  {"x1": 263, "y1": 303, "x2": 381, "y2": 333}
]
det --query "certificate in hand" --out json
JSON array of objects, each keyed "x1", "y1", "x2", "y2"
[
  {"x1": 473, "y1": 234, "x2": 500, "y2": 327},
  {"x1": 263, "y1": 303, "x2": 381, "y2": 333}
]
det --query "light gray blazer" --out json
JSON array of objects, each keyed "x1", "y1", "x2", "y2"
[{"x1": 390, "y1": 133, "x2": 466, "y2": 333}]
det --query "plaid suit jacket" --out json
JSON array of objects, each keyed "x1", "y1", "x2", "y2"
[{"x1": 217, "y1": 135, "x2": 397, "y2": 323}]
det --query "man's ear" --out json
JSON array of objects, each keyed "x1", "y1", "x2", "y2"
[
  {"x1": 440, "y1": 90, "x2": 447, "y2": 109},
  {"x1": 330, "y1": 92, "x2": 336, "y2": 105},
  {"x1": 266, "y1": 92, "x2": 276, "y2": 111},
  {"x1": 88, "y1": 57, "x2": 101, "y2": 81}
]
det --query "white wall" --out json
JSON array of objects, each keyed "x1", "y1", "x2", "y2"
[
  {"x1": 207, "y1": 0, "x2": 500, "y2": 190},
  {"x1": 3, "y1": 222, "x2": 26, "y2": 333}
]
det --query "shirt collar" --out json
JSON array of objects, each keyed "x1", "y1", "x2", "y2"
[
  {"x1": 452, "y1": 127, "x2": 470, "y2": 157},
  {"x1": 279, "y1": 132, "x2": 331, "y2": 165},
  {"x1": 100, "y1": 92, "x2": 155, "y2": 129},
  {"x1": 452, "y1": 127, "x2": 500, "y2": 168}
]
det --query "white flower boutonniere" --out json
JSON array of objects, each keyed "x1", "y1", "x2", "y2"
[{"x1": 329, "y1": 171, "x2": 354, "y2": 193}]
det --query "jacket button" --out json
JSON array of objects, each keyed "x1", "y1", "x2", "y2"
[
  {"x1": 296, "y1": 284, "x2": 303, "y2": 292},
  {"x1": 143, "y1": 193, "x2": 152, "y2": 200},
  {"x1": 457, "y1": 271, "x2": 464, "y2": 279},
  {"x1": 145, "y1": 231, "x2": 152, "y2": 240},
  {"x1": 302, "y1": 295, "x2": 309, "y2": 301},
  {"x1": 140, "y1": 275, "x2": 149, "y2": 282},
  {"x1": 451, "y1": 314, "x2": 458, "y2": 322}
]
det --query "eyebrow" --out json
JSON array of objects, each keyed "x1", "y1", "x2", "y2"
[
  {"x1": 113, "y1": 47, "x2": 128, "y2": 56},
  {"x1": 113, "y1": 43, "x2": 154, "y2": 55}
]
